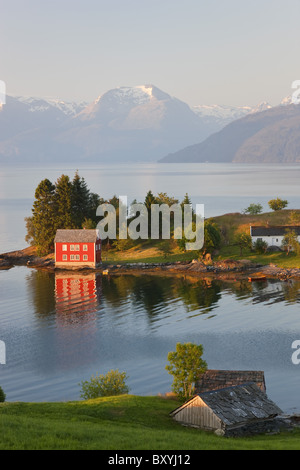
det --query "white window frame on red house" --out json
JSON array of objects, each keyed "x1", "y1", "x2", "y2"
[
  {"x1": 63, "y1": 254, "x2": 67, "y2": 261},
  {"x1": 83, "y1": 245, "x2": 88, "y2": 251},
  {"x1": 62, "y1": 245, "x2": 67, "y2": 251}
]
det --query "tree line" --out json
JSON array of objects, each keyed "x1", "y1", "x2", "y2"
[
  {"x1": 25, "y1": 173, "x2": 222, "y2": 256},
  {"x1": 25, "y1": 172, "x2": 103, "y2": 256}
]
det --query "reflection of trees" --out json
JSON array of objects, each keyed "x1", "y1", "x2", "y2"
[
  {"x1": 100, "y1": 275, "x2": 138, "y2": 306},
  {"x1": 130, "y1": 277, "x2": 170, "y2": 317},
  {"x1": 282, "y1": 281, "x2": 300, "y2": 304},
  {"x1": 102, "y1": 275, "x2": 171, "y2": 318},
  {"x1": 251, "y1": 280, "x2": 300, "y2": 305},
  {"x1": 227, "y1": 280, "x2": 254, "y2": 300},
  {"x1": 102, "y1": 275, "x2": 223, "y2": 317},
  {"x1": 26, "y1": 270, "x2": 56, "y2": 318},
  {"x1": 27, "y1": 271, "x2": 300, "y2": 329},
  {"x1": 173, "y1": 278, "x2": 222, "y2": 314}
]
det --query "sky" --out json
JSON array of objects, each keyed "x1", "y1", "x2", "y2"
[{"x1": 1, "y1": 0, "x2": 300, "y2": 107}]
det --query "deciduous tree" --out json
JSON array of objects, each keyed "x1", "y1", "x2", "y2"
[
  {"x1": 166, "y1": 342, "x2": 207, "y2": 402},
  {"x1": 243, "y1": 203, "x2": 263, "y2": 215},
  {"x1": 268, "y1": 198, "x2": 288, "y2": 211}
]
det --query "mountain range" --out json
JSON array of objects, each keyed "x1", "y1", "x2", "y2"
[
  {"x1": 160, "y1": 97, "x2": 300, "y2": 164},
  {"x1": 0, "y1": 84, "x2": 298, "y2": 165}
]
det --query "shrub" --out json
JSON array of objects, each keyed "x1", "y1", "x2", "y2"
[
  {"x1": 243, "y1": 203, "x2": 263, "y2": 215},
  {"x1": 0, "y1": 386, "x2": 6, "y2": 402},
  {"x1": 253, "y1": 239, "x2": 268, "y2": 254},
  {"x1": 79, "y1": 369, "x2": 130, "y2": 400},
  {"x1": 268, "y1": 198, "x2": 288, "y2": 211}
]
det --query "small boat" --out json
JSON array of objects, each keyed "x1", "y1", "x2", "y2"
[{"x1": 248, "y1": 273, "x2": 267, "y2": 282}]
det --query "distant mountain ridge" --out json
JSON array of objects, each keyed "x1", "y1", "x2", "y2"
[
  {"x1": 160, "y1": 99, "x2": 300, "y2": 164},
  {"x1": 191, "y1": 101, "x2": 272, "y2": 129},
  {"x1": 0, "y1": 85, "x2": 214, "y2": 163},
  {"x1": 0, "y1": 85, "x2": 294, "y2": 165}
]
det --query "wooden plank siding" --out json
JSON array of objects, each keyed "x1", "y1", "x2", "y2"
[
  {"x1": 170, "y1": 384, "x2": 282, "y2": 434},
  {"x1": 172, "y1": 396, "x2": 222, "y2": 431}
]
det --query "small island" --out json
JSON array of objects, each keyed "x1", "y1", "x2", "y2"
[{"x1": 1, "y1": 173, "x2": 300, "y2": 282}]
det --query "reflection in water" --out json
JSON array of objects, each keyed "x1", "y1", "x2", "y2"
[
  {"x1": 26, "y1": 270, "x2": 56, "y2": 318},
  {"x1": 55, "y1": 273, "x2": 102, "y2": 327},
  {"x1": 7, "y1": 268, "x2": 300, "y2": 407},
  {"x1": 174, "y1": 277, "x2": 222, "y2": 315},
  {"x1": 26, "y1": 271, "x2": 300, "y2": 326},
  {"x1": 53, "y1": 273, "x2": 103, "y2": 370},
  {"x1": 251, "y1": 279, "x2": 300, "y2": 305}
]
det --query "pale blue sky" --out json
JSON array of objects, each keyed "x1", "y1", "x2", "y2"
[{"x1": 1, "y1": 0, "x2": 300, "y2": 106}]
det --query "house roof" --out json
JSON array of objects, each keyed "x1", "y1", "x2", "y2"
[
  {"x1": 251, "y1": 225, "x2": 300, "y2": 237},
  {"x1": 171, "y1": 383, "x2": 282, "y2": 428},
  {"x1": 54, "y1": 229, "x2": 99, "y2": 243},
  {"x1": 195, "y1": 369, "x2": 266, "y2": 394},
  {"x1": 198, "y1": 384, "x2": 282, "y2": 427}
]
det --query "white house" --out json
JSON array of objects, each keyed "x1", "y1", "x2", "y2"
[{"x1": 250, "y1": 225, "x2": 300, "y2": 248}]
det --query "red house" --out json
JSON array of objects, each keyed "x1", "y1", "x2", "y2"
[{"x1": 54, "y1": 229, "x2": 101, "y2": 268}]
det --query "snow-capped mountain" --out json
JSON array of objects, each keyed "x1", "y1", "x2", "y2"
[
  {"x1": 191, "y1": 102, "x2": 273, "y2": 129},
  {"x1": 0, "y1": 85, "x2": 213, "y2": 163},
  {"x1": 55, "y1": 84, "x2": 212, "y2": 161},
  {"x1": 0, "y1": 84, "x2": 293, "y2": 165},
  {"x1": 12, "y1": 95, "x2": 88, "y2": 116}
]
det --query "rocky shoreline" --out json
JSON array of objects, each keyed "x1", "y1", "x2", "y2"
[{"x1": 1, "y1": 247, "x2": 300, "y2": 281}]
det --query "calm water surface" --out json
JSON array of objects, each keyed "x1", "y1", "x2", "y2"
[
  {"x1": 1, "y1": 163, "x2": 300, "y2": 413},
  {"x1": 1, "y1": 266, "x2": 300, "y2": 414}
]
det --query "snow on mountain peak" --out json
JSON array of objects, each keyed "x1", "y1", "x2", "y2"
[
  {"x1": 248, "y1": 101, "x2": 272, "y2": 114},
  {"x1": 94, "y1": 85, "x2": 153, "y2": 106},
  {"x1": 12, "y1": 95, "x2": 87, "y2": 116}
]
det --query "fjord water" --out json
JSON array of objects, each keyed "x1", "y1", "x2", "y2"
[
  {"x1": 1, "y1": 163, "x2": 300, "y2": 413},
  {"x1": 1, "y1": 267, "x2": 300, "y2": 414}
]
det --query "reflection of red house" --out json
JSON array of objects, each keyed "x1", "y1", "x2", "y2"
[
  {"x1": 55, "y1": 273, "x2": 98, "y2": 317},
  {"x1": 54, "y1": 229, "x2": 101, "y2": 268}
]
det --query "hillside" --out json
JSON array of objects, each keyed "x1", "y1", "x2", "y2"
[
  {"x1": 1, "y1": 395, "x2": 300, "y2": 450},
  {"x1": 160, "y1": 103, "x2": 300, "y2": 163}
]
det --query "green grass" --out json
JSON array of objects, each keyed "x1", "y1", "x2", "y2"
[
  {"x1": 102, "y1": 239, "x2": 198, "y2": 265},
  {"x1": 98, "y1": 209, "x2": 300, "y2": 268},
  {"x1": 0, "y1": 395, "x2": 300, "y2": 450},
  {"x1": 104, "y1": 251, "x2": 197, "y2": 265},
  {"x1": 217, "y1": 245, "x2": 300, "y2": 269}
]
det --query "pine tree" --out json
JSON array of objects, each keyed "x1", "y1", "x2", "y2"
[
  {"x1": 31, "y1": 179, "x2": 56, "y2": 256},
  {"x1": 54, "y1": 174, "x2": 74, "y2": 230},
  {"x1": 144, "y1": 190, "x2": 156, "y2": 238},
  {"x1": 71, "y1": 171, "x2": 91, "y2": 228}
]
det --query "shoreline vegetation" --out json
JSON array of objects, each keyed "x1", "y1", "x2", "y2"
[
  {"x1": 1, "y1": 243, "x2": 300, "y2": 282},
  {"x1": 17, "y1": 172, "x2": 300, "y2": 281},
  {"x1": 2, "y1": 208, "x2": 300, "y2": 280}
]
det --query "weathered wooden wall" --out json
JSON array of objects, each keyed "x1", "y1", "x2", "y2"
[{"x1": 172, "y1": 396, "x2": 222, "y2": 431}]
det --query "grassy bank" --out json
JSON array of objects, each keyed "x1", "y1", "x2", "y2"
[
  {"x1": 100, "y1": 210, "x2": 300, "y2": 269},
  {"x1": 0, "y1": 395, "x2": 299, "y2": 450},
  {"x1": 217, "y1": 245, "x2": 300, "y2": 268}
]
